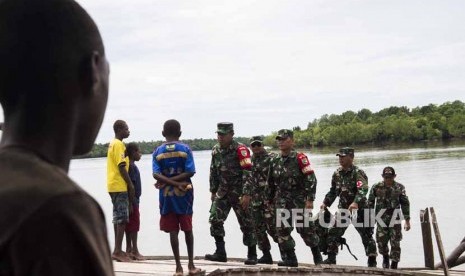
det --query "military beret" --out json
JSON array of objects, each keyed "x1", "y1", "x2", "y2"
[
  {"x1": 275, "y1": 129, "x2": 293, "y2": 140},
  {"x1": 336, "y1": 147, "x2": 355, "y2": 157},
  {"x1": 216, "y1": 122, "x2": 234, "y2": 134}
]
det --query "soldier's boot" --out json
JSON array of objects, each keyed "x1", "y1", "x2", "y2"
[
  {"x1": 367, "y1": 256, "x2": 377, "y2": 268},
  {"x1": 382, "y1": 255, "x2": 390, "y2": 269},
  {"x1": 257, "y1": 250, "x2": 273, "y2": 264},
  {"x1": 278, "y1": 249, "x2": 298, "y2": 267},
  {"x1": 244, "y1": 246, "x2": 257, "y2": 265},
  {"x1": 205, "y1": 241, "x2": 227, "y2": 262},
  {"x1": 390, "y1": 261, "x2": 398, "y2": 269},
  {"x1": 311, "y1": 246, "x2": 323, "y2": 265},
  {"x1": 322, "y1": 253, "x2": 336, "y2": 265},
  {"x1": 277, "y1": 248, "x2": 287, "y2": 266}
]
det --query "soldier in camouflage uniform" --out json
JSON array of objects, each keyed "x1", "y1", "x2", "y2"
[
  {"x1": 320, "y1": 147, "x2": 378, "y2": 267},
  {"x1": 268, "y1": 129, "x2": 322, "y2": 267},
  {"x1": 205, "y1": 122, "x2": 258, "y2": 265},
  {"x1": 242, "y1": 136, "x2": 278, "y2": 264},
  {"x1": 368, "y1": 167, "x2": 410, "y2": 269}
]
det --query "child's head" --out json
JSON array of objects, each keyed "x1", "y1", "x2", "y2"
[
  {"x1": 126, "y1": 142, "x2": 141, "y2": 161},
  {"x1": 162, "y1": 119, "x2": 181, "y2": 139}
]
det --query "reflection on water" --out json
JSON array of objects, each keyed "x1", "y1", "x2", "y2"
[{"x1": 69, "y1": 143, "x2": 465, "y2": 268}]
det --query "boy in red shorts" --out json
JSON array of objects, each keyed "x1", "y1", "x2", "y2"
[
  {"x1": 125, "y1": 142, "x2": 145, "y2": 260},
  {"x1": 153, "y1": 120, "x2": 202, "y2": 276}
]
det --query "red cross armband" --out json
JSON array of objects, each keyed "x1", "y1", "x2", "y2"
[
  {"x1": 297, "y1": 153, "x2": 314, "y2": 175},
  {"x1": 237, "y1": 145, "x2": 252, "y2": 170}
]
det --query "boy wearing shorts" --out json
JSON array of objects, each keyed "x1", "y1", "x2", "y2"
[
  {"x1": 125, "y1": 142, "x2": 145, "y2": 260},
  {"x1": 153, "y1": 119, "x2": 202, "y2": 276},
  {"x1": 107, "y1": 120, "x2": 134, "y2": 262}
]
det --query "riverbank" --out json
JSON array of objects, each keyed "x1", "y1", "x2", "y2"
[{"x1": 75, "y1": 138, "x2": 465, "y2": 159}]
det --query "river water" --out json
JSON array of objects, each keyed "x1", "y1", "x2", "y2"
[{"x1": 69, "y1": 143, "x2": 465, "y2": 268}]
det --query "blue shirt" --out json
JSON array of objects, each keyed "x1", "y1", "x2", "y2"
[
  {"x1": 128, "y1": 162, "x2": 141, "y2": 207},
  {"x1": 152, "y1": 142, "x2": 196, "y2": 215}
]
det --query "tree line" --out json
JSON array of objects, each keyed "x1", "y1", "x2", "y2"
[{"x1": 78, "y1": 100, "x2": 465, "y2": 158}]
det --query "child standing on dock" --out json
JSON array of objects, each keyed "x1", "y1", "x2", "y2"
[
  {"x1": 152, "y1": 119, "x2": 202, "y2": 276},
  {"x1": 125, "y1": 142, "x2": 145, "y2": 260}
]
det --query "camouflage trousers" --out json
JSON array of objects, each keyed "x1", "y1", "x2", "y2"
[
  {"x1": 376, "y1": 224, "x2": 402, "y2": 262},
  {"x1": 326, "y1": 210, "x2": 377, "y2": 257},
  {"x1": 251, "y1": 202, "x2": 278, "y2": 251},
  {"x1": 209, "y1": 192, "x2": 256, "y2": 246},
  {"x1": 275, "y1": 198, "x2": 319, "y2": 251}
]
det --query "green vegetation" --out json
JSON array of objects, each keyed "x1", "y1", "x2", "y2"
[
  {"x1": 262, "y1": 100, "x2": 465, "y2": 148},
  {"x1": 79, "y1": 100, "x2": 465, "y2": 158},
  {"x1": 77, "y1": 137, "x2": 251, "y2": 159}
]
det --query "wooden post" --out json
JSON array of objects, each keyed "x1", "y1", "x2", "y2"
[
  {"x1": 420, "y1": 208, "x2": 434, "y2": 269},
  {"x1": 436, "y1": 236, "x2": 465, "y2": 268},
  {"x1": 430, "y1": 207, "x2": 450, "y2": 276}
]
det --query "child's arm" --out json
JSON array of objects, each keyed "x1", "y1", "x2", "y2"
[{"x1": 153, "y1": 172, "x2": 194, "y2": 190}]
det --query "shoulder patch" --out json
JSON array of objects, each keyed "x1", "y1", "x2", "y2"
[
  {"x1": 356, "y1": 180, "x2": 363, "y2": 189},
  {"x1": 297, "y1": 153, "x2": 314, "y2": 175},
  {"x1": 237, "y1": 146, "x2": 252, "y2": 170}
]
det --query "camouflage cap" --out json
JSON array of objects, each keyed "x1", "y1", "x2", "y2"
[
  {"x1": 216, "y1": 122, "x2": 234, "y2": 134},
  {"x1": 336, "y1": 147, "x2": 354, "y2": 157},
  {"x1": 382, "y1": 166, "x2": 396, "y2": 177},
  {"x1": 275, "y1": 129, "x2": 293, "y2": 140},
  {"x1": 250, "y1": 135, "x2": 263, "y2": 144}
]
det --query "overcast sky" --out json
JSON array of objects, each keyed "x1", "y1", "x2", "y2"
[{"x1": 2, "y1": 0, "x2": 464, "y2": 143}]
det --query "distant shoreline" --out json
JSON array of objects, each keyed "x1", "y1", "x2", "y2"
[
  {"x1": 70, "y1": 100, "x2": 465, "y2": 159},
  {"x1": 74, "y1": 138, "x2": 465, "y2": 159}
]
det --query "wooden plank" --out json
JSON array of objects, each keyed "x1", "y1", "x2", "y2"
[
  {"x1": 430, "y1": 207, "x2": 450, "y2": 276},
  {"x1": 113, "y1": 259, "x2": 465, "y2": 276},
  {"x1": 420, "y1": 208, "x2": 435, "y2": 269}
]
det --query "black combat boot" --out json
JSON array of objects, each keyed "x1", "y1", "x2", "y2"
[
  {"x1": 311, "y1": 246, "x2": 323, "y2": 265},
  {"x1": 278, "y1": 249, "x2": 298, "y2": 267},
  {"x1": 277, "y1": 247, "x2": 287, "y2": 265},
  {"x1": 205, "y1": 241, "x2": 227, "y2": 262},
  {"x1": 368, "y1": 256, "x2": 377, "y2": 267},
  {"x1": 390, "y1": 261, "x2": 398, "y2": 269},
  {"x1": 257, "y1": 250, "x2": 273, "y2": 264},
  {"x1": 382, "y1": 255, "x2": 390, "y2": 269},
  {"x1": 244, "y1": 246, "x2": 257, "y2": 265},
  {"x1": 322, "y1": 253, "x2": 336, "y2": 264}
]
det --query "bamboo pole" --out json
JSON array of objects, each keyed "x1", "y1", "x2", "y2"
[{"x1": 430, "y1": 207, "x2": 450, "y2": 276}]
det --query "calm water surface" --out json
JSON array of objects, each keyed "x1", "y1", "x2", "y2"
[{"x1": 69, "y1": 144, "x2": 465, "y2": 268}]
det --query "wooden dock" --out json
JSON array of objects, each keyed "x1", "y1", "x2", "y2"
[{"x1": 114, "y1": 256, "x2": 465, "y2": 276}]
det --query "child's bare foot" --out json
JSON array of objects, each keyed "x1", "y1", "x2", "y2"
[
  {"x1": 188, "y1": 263, "x2": 203, "y2": 275},
  {"x1": 112, "y1": 252, "x2": 132, "y2": 262},
  {"x1": 173, "y1": 265, "x2": 183, "y2": 276},
  {"x1": 132, "y1": 252, "x2": 146, "y2": 261}
]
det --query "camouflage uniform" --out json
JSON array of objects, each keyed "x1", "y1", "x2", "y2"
[
  {"x1": 323, "y1": 148, "x2": 377, "y2": 258},
  {"x1": 209, "y1": 137, "x2": 256, "y2": 247},
  {"x1": 247, "y1": 147, "x2": 277, "y2": 252},
  {"x1": 268, "y1": 151, "x2": 319, "y2": 251},
  {"x1": 368, "y1": 169, "x2": 410, "y2": 263}
]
